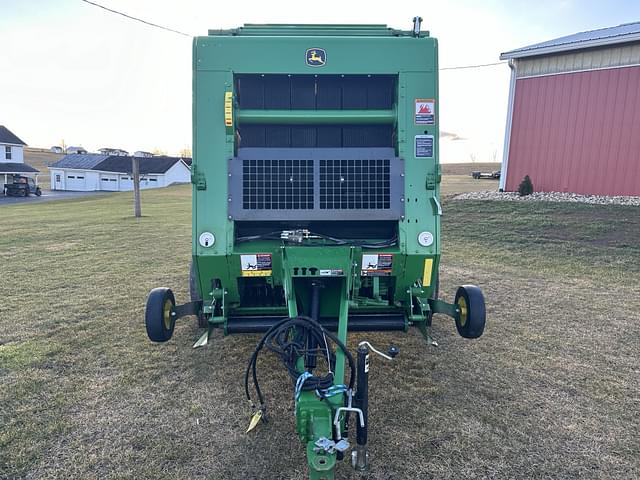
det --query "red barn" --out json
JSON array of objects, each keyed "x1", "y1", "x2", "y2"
[{"x1": 500, "y1": 22, "x2": 640, "y2": 196}]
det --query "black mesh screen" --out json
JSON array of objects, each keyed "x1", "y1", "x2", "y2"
[
  {"x1": 242, "y1": 159, "x2": 313, "y2": 210},
  {"x1": 235, "y1": 74, "x2": 396, "y2": 110},
  {"x1": 239, "y1": 124, "x2": 393, "y2": 148},
  {"x1": 320, "y1": 159, "x2": 390, "y2": 209}
]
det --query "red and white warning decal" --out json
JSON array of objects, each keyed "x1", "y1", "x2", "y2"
[{"x1": 415, "y1": 98, "x2": 435, "y2": 125}]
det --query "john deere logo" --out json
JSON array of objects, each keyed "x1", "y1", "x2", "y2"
[{"x1": 306, "y1": 48, "x2": 326, "y2": 67}]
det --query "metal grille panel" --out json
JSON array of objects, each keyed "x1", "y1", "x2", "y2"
[
  {"x1": 229, "y1": 148, "x2": 403, "y2": 221},
  {"x1": 242, "y1": 159, "x2": 313, "y2": 210},
  {"x1": 320, "y1": 159, "x2": 390, "y2": 209}
]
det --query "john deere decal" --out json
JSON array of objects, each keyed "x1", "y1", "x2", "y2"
[{"x1": 306, "y1": 48, "x2": 326, "y2": 67}]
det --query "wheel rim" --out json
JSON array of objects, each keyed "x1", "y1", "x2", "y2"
[
  {"x1": 163, "y1": 299, "x2": 172, "y2": 330},
  {"x1": 457, "y1": 296, "x2": 468, "y2": 327}
]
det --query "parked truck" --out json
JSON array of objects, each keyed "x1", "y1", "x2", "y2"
[{"x1": 3, "y1": 175, "x2": 42, "y2": 197}]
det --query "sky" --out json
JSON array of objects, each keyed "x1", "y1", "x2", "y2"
[{"x1": 1, "y1": 0, "x2": 639, "y2": 161}]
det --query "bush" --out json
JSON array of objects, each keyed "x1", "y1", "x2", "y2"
[{"x1": 518, "y1": 175, "x2": 534, "y2": 196}]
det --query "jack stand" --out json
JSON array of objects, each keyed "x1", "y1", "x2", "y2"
[
  {"x1": 352, "y1": 445, "x2": 369, "y2": 473},
  {"x1": 352, "y1": 343, "x2": 370, "y2": 473},
  {"x1": 350, "y1": 341, "x2": 397, "y2": 473}
]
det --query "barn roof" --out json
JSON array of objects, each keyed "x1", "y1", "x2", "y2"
[
  {"x1": 50, "y1": 154, "x2": 187, "y2": 174},
  {"x1": 0, "y1": 126, "x2": 27, "y2": 146},
  {"x1": 0, "y1": 162, "x2": 39, "y2": 173},
  {"x1": 501, "y1": 21, "x2": 640, "y2": 60}
]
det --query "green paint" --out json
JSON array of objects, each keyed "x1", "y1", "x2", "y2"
[{"x1": 237, "y1": 109, "x2": 396, "y2": 125}]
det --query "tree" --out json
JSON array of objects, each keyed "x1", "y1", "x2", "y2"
[
  {"x1": 518, "y1": 175, "x2": 534, "y2": 196},
  {"x1": 179, "y1": 147, "x2": 192, "y2": 158}
]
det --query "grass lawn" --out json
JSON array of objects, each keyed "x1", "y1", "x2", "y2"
[{"x1": 1, "y1": 183, "x2": 638, "y2": 479}]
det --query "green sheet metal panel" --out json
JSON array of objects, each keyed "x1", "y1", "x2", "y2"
[{"x1": 192, "y1": 24, "x2": 440, "y2": 310}]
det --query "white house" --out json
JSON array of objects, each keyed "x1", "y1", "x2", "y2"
[
  {"x1": 1, "y1": 125, "x2": 26, "y2": 163},
  {"x1": 0, "y1": 126, "x2": 39, "y2": 186},
  {"x1": 49, "y1": 154, "x2": 191, "y2": 192},
  {"x1": 66, "y1": 146, "x2": 87, "y2": 154},
  {"x1": 133, "y1": 151, "x2": 154, "y2": 158},
  {"x1": 98, "y1": 147, "x2": 128, "y2": 156}
]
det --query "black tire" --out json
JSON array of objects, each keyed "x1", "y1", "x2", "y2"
[
  {"x1": 35, "y1": 188, "x2": 42, "y2": 197},
  {"x1": 22, "y1": 189, "x2": 28, "y2": 197},
  {"x1": 454, "y1": 285, "x2": 486, "y2": 339},
  {"x1": 145, "y1": 287, "x2": 176, "y2": 342},
  {"x1": 189, "y1": 261, "x2": 208, "y2": 328}
]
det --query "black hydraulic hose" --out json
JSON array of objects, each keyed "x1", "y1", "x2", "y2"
[{"x1": 244, "y1": 315, "x2": 355, "y2": 409}]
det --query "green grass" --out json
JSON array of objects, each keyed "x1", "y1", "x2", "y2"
[{"x1": 1, "y1": 184, "x2": 639, "y2": 479}]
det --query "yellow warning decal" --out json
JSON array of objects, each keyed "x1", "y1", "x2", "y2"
[
  {"x1": 241, "y1": 270, "x2": 273, "y2": 278},
  {"x1": 224, "y1": 91, "x2": 233, "y2": 127},
  {"x1": 422, "y1": 258, "x2": 433, "y2": 286}
]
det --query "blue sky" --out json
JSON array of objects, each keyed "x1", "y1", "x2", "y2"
[{"x1": 1, "y1": 0, "x2": 639, "y2": 161}]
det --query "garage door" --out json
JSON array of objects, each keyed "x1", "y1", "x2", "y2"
[
  {"x1": 100, "y1": 175, "x2": 119, "y2": 191},
  {"x1": 66, "y1": 174, "x2": 86, "y2": 190},
  {"x1": 120, "y1": 175, "x2": 133, "y2": 190}
]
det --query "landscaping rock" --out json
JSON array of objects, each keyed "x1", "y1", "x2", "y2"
[{"x1": 453, "y1": 191, "x2": 640, "y2": 206}]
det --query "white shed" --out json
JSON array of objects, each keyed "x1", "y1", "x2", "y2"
[{"x1": 49, "y1": 154, "x2": 191, "y2": 192}]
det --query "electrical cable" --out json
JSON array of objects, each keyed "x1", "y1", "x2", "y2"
[
  {"x1": 441, "y1": 61, "x2": 506, "y2": 70},
  {"x1": 235, "y1": 230, "x2": 397, "y2": 248},
  {"x1": 80, "y1": 0, "x2": 193, "y2": 37},
  {"x1": 79, "y1": 3, "x2": 506, "y2": 72},
  {"x1": 244, "y1": 316, "x2": 355, "y2": 414}
]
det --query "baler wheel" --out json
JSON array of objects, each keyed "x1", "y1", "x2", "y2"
[
  {"x1": 145, "y1": 287, "x2": 176, "y2": 342},
  {"x1": 189, "y1": 262, "x2": 208, "y2": 328},
  {"x1": 454, "y1": 285, "x2": 486, "y2": 339}
]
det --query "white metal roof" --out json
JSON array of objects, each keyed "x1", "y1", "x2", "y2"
[{"x1": 501, "y1": 21, "x2": 640, "y2": 60}]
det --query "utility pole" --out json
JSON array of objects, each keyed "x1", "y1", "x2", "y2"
[{"x1": 132, "y1": 156, "x2": 141, "y2": 217}]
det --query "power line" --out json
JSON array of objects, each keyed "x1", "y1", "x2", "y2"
[
  {"x1": 441, "y1": 61, "x2": 507, "y2": 70},
  {"x1": 81, "y1": 0, "x2": 193, "y2": 37},
  {"x1": 79, "y1": 2, "x2": 505, "y2": 71}
]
